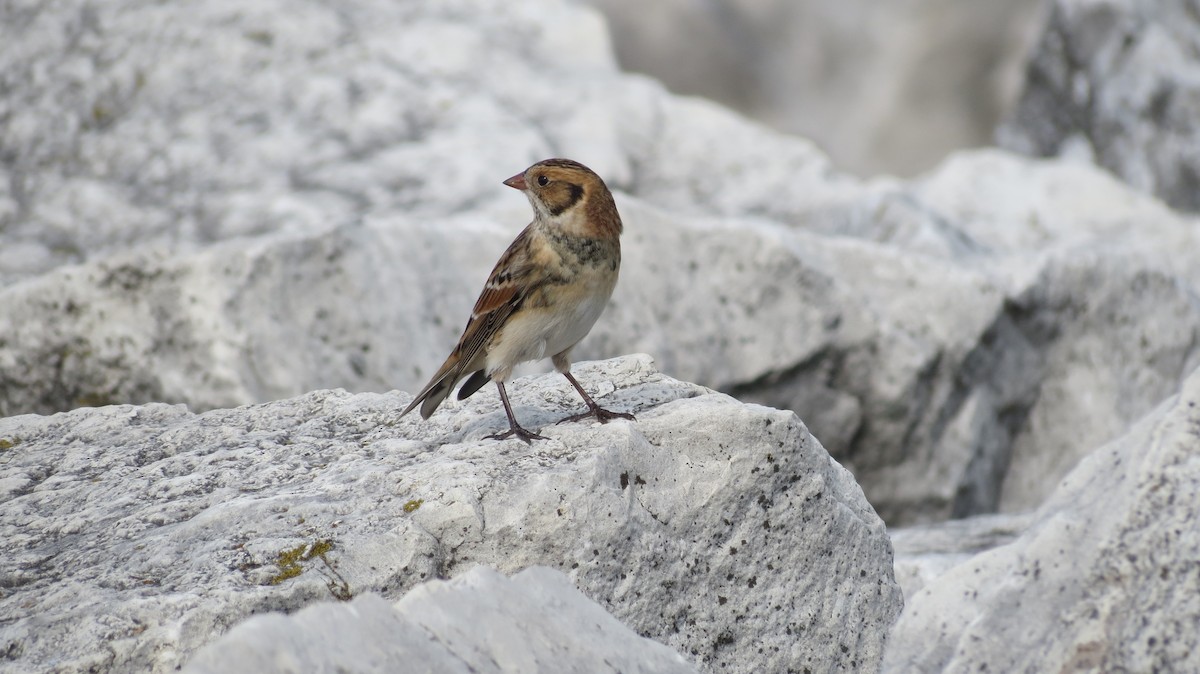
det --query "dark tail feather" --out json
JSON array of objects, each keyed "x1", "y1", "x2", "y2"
[
  {"x1": 400, "y1": 366, "x2": 460, "y2": 420},
  {"x1": 418, "y1": 378, "x2": 455, "y2": 419},
  {"x1": 457, "y1": 369, "x2": 490, "y2": 401}
]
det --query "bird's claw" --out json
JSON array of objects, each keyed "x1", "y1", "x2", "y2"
[
  {"x1": 487, "y1": 425, "x2": 549, "y2": 444},
  {"x1": 557, "y1": 406, "x2": 636, "y2": 426}
]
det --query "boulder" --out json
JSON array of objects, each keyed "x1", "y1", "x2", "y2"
[
  {"x1": 0, "y1": 356, "x2": 903, "y2": 674},
  {"x1": 883, "y1": 364, "x2": 1200, "y2": 672},
  {"x1": 5, "y1": 150, "x2": 1200, "y2": 527},
  {"x1": 185, "y1": 566, "x2": 699, "y2": 674},
  {"x1": 906, "y1": 151, "x2": 1200, "y2": 514},
  {"x1": 4, "y1": 0, "x2": 1200, "y2": 527},
  {"x1": 0, "y1": 0, "x2": 622, "y2": 283},
  {"x1": 1001, "y1": 0, "x2": 1200, "y2": 213}
]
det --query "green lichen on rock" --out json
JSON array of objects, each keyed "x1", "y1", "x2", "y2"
[
  {"x1": 269, "y1": 539, "x2": 335, "y2": 585},
  {"x1": 268, "y1": 539, "x2": 352, "y2": 601},
  {"x1": 403, "y1": 498, "x2": 424, "y2": 513},
  {"x1": 0, "y1": 437, "x2": 18, "y2": 451}
]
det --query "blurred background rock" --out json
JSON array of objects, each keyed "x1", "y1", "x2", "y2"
[{"x1": 586, "y1": 0, "x2": 1046, "y2": 178}]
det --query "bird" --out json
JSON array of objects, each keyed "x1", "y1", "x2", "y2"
[{"x1": 399, "y1": 158, "x2": 635, "y2": 443}]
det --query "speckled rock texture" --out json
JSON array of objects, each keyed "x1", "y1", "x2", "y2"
[
  {"x1": 884, "y1": 364, "x2": 1200, "y2": 672},
  {"x1": 1001, "y1": 0, "x2": 1200, "y2": 213},
  {"x1": 3, "y1": 0, "x2": 1199, "y2": 528},
  {"x1": 185, "y1": 566, "x2": 700, "y2": 674},
  {"x1": 0, "y1": 355, "x2": 902, "y2": 674}
]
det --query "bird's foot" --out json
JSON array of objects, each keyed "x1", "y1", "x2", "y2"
[
  {"x1": 557, "y1": 405, "x2": 636, "y2": 426},
  {"x1": 486, "y1": 424, "x2": 549, "y2": 444}
]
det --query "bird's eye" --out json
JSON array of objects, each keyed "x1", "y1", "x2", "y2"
[{"x1": 537, "y1": 175, "x2": 549, "y2": 187}]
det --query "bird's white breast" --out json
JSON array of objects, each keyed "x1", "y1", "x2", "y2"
[{"x1": 484, "y1": 268, "x2": 616, "y2": 375}]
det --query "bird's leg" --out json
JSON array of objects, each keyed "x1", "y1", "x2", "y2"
[
  {"x1": 486, "y1": 381, "x2": 548, "y2": 443},
  {"x1": 556, "y1": 370, "x2": 636, "y2": 425}
]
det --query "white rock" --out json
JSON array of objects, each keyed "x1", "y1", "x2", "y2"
[
  {"x1": 0, "y1": 356, "x2": 902, "y2": 674},
  {"x1": 184, "y1": 566, "x2": 699, "y2": 674},
  {"x1": 0, "y1": 0, "x2": 622, "y2": 283},
  {"x1": 9, "y1": 151, "x2": 1200, "y2": 526},
  {"x1": 1001, "y1": 0, "x2": 1200, "y2": 212},
  {"x1": 3, "y1": 0, "x2": 1200, "y2": 527},
  {"x1": 883, "y1": 364, "x2": 1200, "y2": 672},
  {"x1": 908, "y1": 151, "x2": 1200, "y2": 514},
  {"x1": 889, "y1": 512, "x2": 1034, "y2": 603}
]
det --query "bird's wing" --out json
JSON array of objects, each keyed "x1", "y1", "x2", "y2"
[
  {"x1": 452, "y1": 224, "x2": 535, "y2": 368},
  {"x1": 399, "y1": 225, "x2": 536, "y2": 419}
]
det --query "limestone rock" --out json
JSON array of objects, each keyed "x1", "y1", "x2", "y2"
[
  {"x1": 1001, "y1": 0, "x2": 1200, "y2": 212},
  {"x1": 0, "y1": 355, "x2": 902, "y2": 674},
  {"x1": 906, "y1": 151, "x2": 1200, "y2": 515},
  {"x1": 889, "y1": 512, "x2": 1033, "y2": 603},
  {"x1": 0, "y1": 217, "x2": 516, "y2": 416},
  {"x1": 185, "y1": 566, "x2": 699, "y2": 674},
  {"x1": 0, "y1": 0, "x2": 622, "y2": 283},
  {"x1": 883, "y1": 364, "x2": 1200, "y2": 672},
  {"x1": 6, "y1": 150, "x2": 1199, "y2": 527},
  {"x1": 4, "y1": 0, "x2": 1200, "y2": 528}
]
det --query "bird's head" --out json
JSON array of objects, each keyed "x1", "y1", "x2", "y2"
[{"x1": 504, "y1": 158, "x2": 622, "y2": 237}]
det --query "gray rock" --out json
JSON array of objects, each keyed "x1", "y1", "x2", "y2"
[
  {"x1": 185, "y1": 566, "x2": 699, "y2": 674},
  {"x1": 6, "y1": 150, "x2": 1200, "y2": 527},
  {"x1": 889, "y1": 512, "x2": 1034, "y2": 603},
  {"x1": 0, "y1": 218, "x2": 513, "y2": 415},
  {"x1": 907, "y1": 151, "x2": 1200, "y2": 515},
  {"x1": 883, "y1": 364, "x2": 1200, "y2": 672},
  {"x1": 0, "y1": 0, "x2": 622, "y2": 283},
  {"x1": 726, "y1": 150, "x2": 1200, "y2": 522},
  {"x1": 0, "y1": 355, "x2": 903, "y2": 674},
  {"x1": 1000, "y1": 0, "x2": 1200, "y2": 212},
  {"x1": 4, "y1": 0, "x2": 1200, "y2": 527}
]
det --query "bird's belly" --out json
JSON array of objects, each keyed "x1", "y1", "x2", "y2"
[
  {"x1": 485, "y1": 282, "x2": 612, "y2": 373},
  {"x1": 543, "y1": 291, "x2": 609, "y2": 356}
]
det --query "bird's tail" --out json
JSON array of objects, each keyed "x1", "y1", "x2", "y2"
[
  {"x1": 457, "y1": 369, "x2": 490, "y2": 401},
  {"x1": 400, "y1": 356, "x2": 463, "y2": 420}
]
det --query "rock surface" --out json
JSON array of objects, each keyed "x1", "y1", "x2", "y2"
[
  {"x1": 185, "y1": 566, "x2": 699, "y2": 674},
  {"x1": 0, "y1": 355, "x2": 903, "y2": 674},
  {"x1": 889, "y1": 512, "x2": 1033, "y2": 603},
  {"x1": 3, "y1": 0, "x2": 1199, "y2": 528},
  {"x1": 1001, "y1": 0, "x2": 1200, "y2": 212},
  {"x1": 884, "y1": 364, "x2": 1200, "y2": 672}
]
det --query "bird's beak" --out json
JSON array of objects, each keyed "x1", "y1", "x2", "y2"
[{"x1": 503, "y1": 173, "x2": 528, "y2": 190}]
